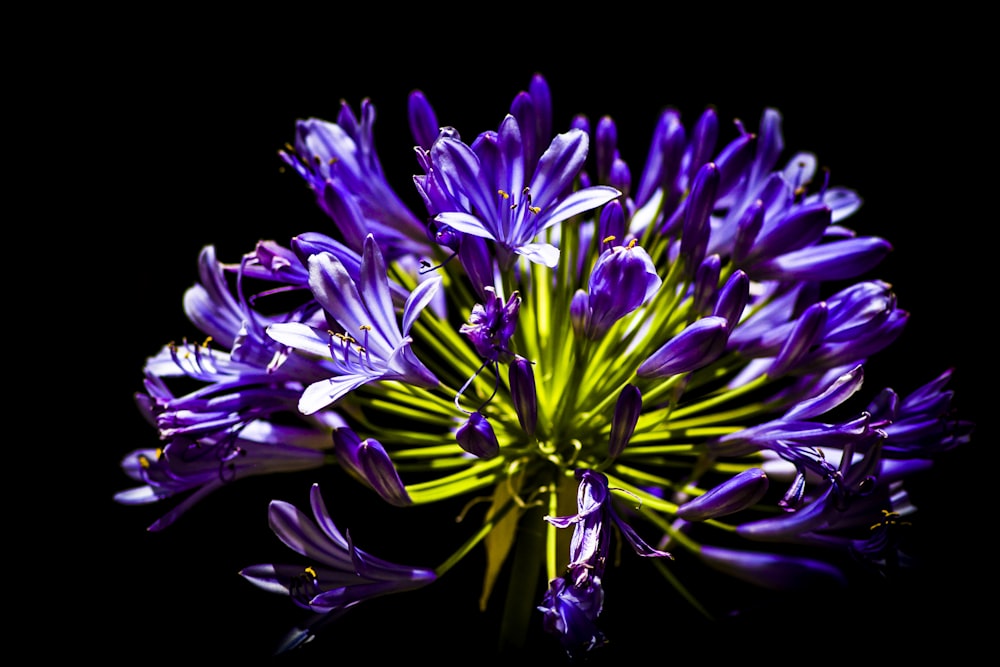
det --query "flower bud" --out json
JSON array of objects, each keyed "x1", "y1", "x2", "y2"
[
  {"x1": 608, "y1": 384, "x2": 642, "y2": 459},
  {"x1": 509, "y1": 357, "x2": 538, "y2": 436},
  {"x1": 585, "y1": 241, "x2": 661, "y2": 339},
  {"x1": 456, "y1": 412, "x2": 500, "y2": 459},
  {"x1": 712, "y1": 269, "x2": 749, "y2": 329},
  {"x1": 597, "y1": 200, "x2": 626, "y2": 246},
  {"x1": 680, "y1": 162, "x2": 719, "y2": 274},
  {"x1": 692, "y1": 254, "x2": 722, "y2": 316},
  {"x1": 769, "y1": 301, "x2": 828, "y2": 377},
  {"x1": 333, "y1": 428, "x2": 411, "y2": 506},
  {"x1": 637, "y1": 316, "x2": 729, "y2": 378},
  {"x1": 676, "y1": 468, "x2": 768, "y2": 521}
]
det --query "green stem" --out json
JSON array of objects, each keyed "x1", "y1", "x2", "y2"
[{"x1": 498, "y1": 504, "x2": 547, "y2": 655}]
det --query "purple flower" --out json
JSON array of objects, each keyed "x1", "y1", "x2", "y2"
[
  {"x1": 240, "y1": 483, "x2": 436, "y2": 651},
  {"x1": 459, "y1": 287, "x2": 521, "y2": 363},
  {"x1": 575, "y1": 239, "x2": 662, "y2": 339},
  {"x1": 537, "y1": 575, "x2": 607, "y2": 659},
  {"x1": 280, "y1": 100, "x2": 433, "y2": 260},
  {"x1": 428, "y1": 115, "x2": 620, "y2": 269},
  {"x1": 116, "y1": 419, "x2": 330, "y2": 531},
  {"x1": 266, "y1": 234, "x2": 441, "y2": 414},
  {"x1": 455, "y1": 411, "x2": 500, "y2": 459}
]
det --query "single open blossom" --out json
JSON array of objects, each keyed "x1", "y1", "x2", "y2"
[
  {"x1": 240, "y1": 483, "x2": 437, "y2": 652},
  {"x1": 266, "y1": 233, "x2": 441, "y2": 415},
  {"x1": 118, "y1": 72, "x2": 974, "y2": 660}
]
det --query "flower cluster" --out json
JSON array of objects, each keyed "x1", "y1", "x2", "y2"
[{"x1": 117, "y1": 74, "x2": 973, "y2": 660}]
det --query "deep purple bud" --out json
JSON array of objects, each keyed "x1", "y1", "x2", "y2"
[
  {"x1": 408, "y1": 90, "x2": 439, "y2": 151},
  {"x1": 585, "y1": 241, "x2": 662, "y2": 338},
  {"x1": 769, "y1": 301, "x2": 829, "y2": 377},
  {"x1": 732, "y1": 198, "x2": 765, "y2": 265},
  {"x1": 509, "y1": 357, "x2": 538, "y2": 436},
  {"x1": 635, "y1": 108, "x2": 685, "y2": 208},
  {"x1": 608, "y1": 156, "x2": 631, "y2": 201},
  {"x1": 608, "y1": 384, "x2": 642, "y2": 459},
  {"x1": 597, "y1": 200, "x2": 626, "y2": 247},
  {"x1": 698, "y1": 545, "x2": 847, "y2": 590},
  {"x1": 712, "y1": 269, "x2": 749, "y2": 329},
  {"x1": 528, "y1": 74, "x2": 553, "y2": 145},
  {"x1": 595, "y1": 115, "x2": 618, "y2": 184},
  {"x1": 713, "y1": 129, "x2": 756, "y2": 199},
  {"x1": 744, "y1": 202, "x2": 831, "y2": 265},
  {"x1": 637, "y1": 316, "x2": 729, "y2": 378},
  {"x1": 333, "y1": 428, "x2": 411, "y2": 506},
  {"x1": 692, "y1": 254, "x2": 722, "y2": 316},
  {"x1": 680, "y1": 162, "x2": 720, "y2": 274},
  {"x1": 456, "y1": 412, "x2": 500, "y2": 459},
  {"x1": 510, "y1": 91, "x2": 539, "y2": 178},
  {"x1": 685, "y1": 106, "x2": 719, "y2": 185},
  {"x1": 676, "y1": 468, "x2": 768, "y2": 521}
]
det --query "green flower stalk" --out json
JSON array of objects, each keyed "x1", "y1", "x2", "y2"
[{"x1": 117, "y1": 73, "x2": 974, "y2": 660}]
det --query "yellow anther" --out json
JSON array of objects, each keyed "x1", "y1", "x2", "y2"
[
  {"x1": 627, "y1": 239, "x2": 637, "y2": 249},
  {"x1": 528, "y1": 206, "x2": 541, "y2": 214},
  {"x1": 602, "y1": 235, "x2": 616, "y2": 244},
  {"x1": 498, "y1": 189, "x2": 510, "y2": 199},
  {"x1": 304, "y1": 566, "x2": 317, "y2": 579},
  {"x1": 359, "y1": 324, "x2": 372, "y2": 332},
  {"x1": 869, "y1": 509, "x2": 911, "y2": 531},
  {"x1": 284, "y1": 142, "x2": 295, "y2": 152},
  {"x1": 139, "y1": 455, "x2": 151, "y2": 469},
  {"x1": 201, "y1": 336, "x2": 213, "y2": 348}
]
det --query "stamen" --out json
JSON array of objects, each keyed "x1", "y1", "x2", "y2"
[
  {"x1": 359, "y1": 325, "x2": 373, "y2": 366},
  {"x1": 498, "y1": 189, "x2": 510, "y2": 199},
  {"x1": 602, "y1": 235, "x2": 617, "y2": 245},
  {"x1": 627, "y1": 239, "x2": 637, "y2": 249}
]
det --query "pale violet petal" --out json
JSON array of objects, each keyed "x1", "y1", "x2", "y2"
[
  {"x1": 267, "y1": 322, "x2": 330, "y2": 358},
  {"x1": 515, "y1": 242, "x2": 560, "y2": 268},
  {"x1": 434, "y1": 211, "x2": 498, "y2": 241},
  {"x1": 299, "y1": 373, "x2": 374, "y2": 414}
]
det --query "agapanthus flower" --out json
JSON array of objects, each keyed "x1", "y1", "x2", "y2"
[{"x1": 119, "y1": 72, "x2": 974, "y2": 660}]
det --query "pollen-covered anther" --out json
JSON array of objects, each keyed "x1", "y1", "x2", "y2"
[{"x1": 870, "y1": 509, "x2": 911, "y2": 531}]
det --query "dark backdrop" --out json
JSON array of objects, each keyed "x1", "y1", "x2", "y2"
[{"x1": 83, "y1": 25, "x2": 989, "y2": 665}]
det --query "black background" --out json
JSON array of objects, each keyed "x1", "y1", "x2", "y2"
[{"x1": 67, "y1": 17, "x2": 991, "y2": 665}]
